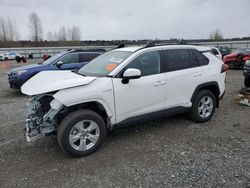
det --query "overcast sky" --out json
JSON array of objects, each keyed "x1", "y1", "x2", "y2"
[{"x1": 1, "y1": 0, "x2": 250, "y2": 40}]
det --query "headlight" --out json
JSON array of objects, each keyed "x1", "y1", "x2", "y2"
[{"x1": 14, "y1": 70, "x2": 27, "y2": 75}]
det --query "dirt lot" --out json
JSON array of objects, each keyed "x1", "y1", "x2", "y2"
[{"x1": 0, "y1": 60, "x2": 250, "y2": 188}]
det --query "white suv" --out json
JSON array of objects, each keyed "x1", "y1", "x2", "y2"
[{"x1": 21, "y1": 44, "x2": 227, "y2": 157}]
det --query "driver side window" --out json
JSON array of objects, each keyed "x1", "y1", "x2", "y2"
[
  {"x1": 122, "y1": 51, "x2": 161, "y2": 77},
  {"x1": 59, "y1": 54, "x2": 79, "y2": 64}
]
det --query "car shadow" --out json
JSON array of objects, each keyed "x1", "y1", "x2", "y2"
[{"x1": 107, "y1": 114, "x2": 191, "y2": 140}]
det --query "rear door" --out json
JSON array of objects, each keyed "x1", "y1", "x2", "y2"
[{"x1": 163, "y1": 49, "x2": 207, "y2": 108}]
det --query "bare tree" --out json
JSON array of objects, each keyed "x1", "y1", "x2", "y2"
[
  {"x1": 67, "y1": 27, "x2": 72, "y2": 40},
  {"x1": 0, "y1": 17, "x2": 7, "y2": 41},
  {"x1": 209, "y1": 29, "x2": 223, "y2": 40},
  {"x1": 28, "y1": 12, "x2": 43, "y2": 42},
  {"x1": 0, "y1": 16, "x2": 19, "y2": 41},
  {"x1": 57, "y1": 26, "x2": 67, "y2": 41},
  {"x1": 47, "y1": 25, "x2": 82, "y2": 42},
  {"x1": 70, "y1": 26, "x2": 81, "y2": 41},
  {"x1": 7, "y1": 18, "x2": 15, "y2": 41}
]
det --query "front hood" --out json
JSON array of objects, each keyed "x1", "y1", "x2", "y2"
[
  {"x1": 9, "y1": 63, "x2": 42, "y2": 72},
  {"x1": 21, "y1": 70, "x2": 97, "y2": 96}
]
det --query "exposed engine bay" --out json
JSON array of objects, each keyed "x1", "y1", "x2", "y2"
[{"x1": 25, "y1": 94, "x2": 63, "y2": 142}]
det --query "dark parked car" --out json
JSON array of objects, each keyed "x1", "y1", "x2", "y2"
[
  {"x1": 8, "y1": 49, "x2": 106, "y2": 89},
  {"x1": 217, "y1": 46, "x2": 231, "y2": 57},
  {"x1": 243, "y1": 59, "x2": 250, "y2": 87}
]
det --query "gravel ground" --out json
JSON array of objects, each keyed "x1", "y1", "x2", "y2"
[{"x1": 0, "y1": 60, "x2": 250, "y2": 188}]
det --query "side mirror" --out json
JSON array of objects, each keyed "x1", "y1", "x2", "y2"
[
  {"x1": 56, "y1": 61, "x2": 64, "y2": 67},
  {"x1": 122, "y1": 68, "x2": 141, "y2": 84}
]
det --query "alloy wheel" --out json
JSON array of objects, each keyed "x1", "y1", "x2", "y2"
[{"x1": 69, "y1": 120, "x2": 100, "y2": 151}]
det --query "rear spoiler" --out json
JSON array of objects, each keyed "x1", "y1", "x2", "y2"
[{"x1": 199, "y1": 50, "x2": 211, "y2": 53}]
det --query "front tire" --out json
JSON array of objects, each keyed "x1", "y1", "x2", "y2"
[
  {"x1": 189, "y1": 90, "x2": 216, "y2": 123},
  {"x1": 57, "y1": 110, "x2": 106, "y2": 157}
]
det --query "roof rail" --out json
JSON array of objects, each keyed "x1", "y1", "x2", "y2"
[
  {"x1": 69, "y1": 48, "x2": 107, "y2": 53},
  {"x1": 134, "y1": 40, "x2": 188, "y2": 52},
  {"x1": 109, "y1": 44, "x2": 126, "y2": 51}
]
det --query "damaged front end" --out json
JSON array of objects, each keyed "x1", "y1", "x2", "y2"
[{"x1": 26, "y1": 94, "x2": 63, "y2": 142}]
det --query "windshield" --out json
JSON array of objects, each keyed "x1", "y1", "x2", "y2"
[
  {"x1": 232, "y1": 48, "x2": 250, "y2": 55},
  {"x1": 78, "y1": 51, "x2": 132, "y2": 77},
  {"x1": 41, "y1": 52, "x2": 66, "y2": 65}
]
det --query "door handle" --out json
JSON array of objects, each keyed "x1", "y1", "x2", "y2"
[
  {"x1": 154, "y1": 81, "x2": 166, "y2": 86},
  {"x1": 193, "y1": 73, "x2": 203, "y2": 77}
]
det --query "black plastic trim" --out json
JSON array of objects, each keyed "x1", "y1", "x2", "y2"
[
  {"x1": 114, "y1": 106, "x2": 191, "y2": 128},
  {"x1": 191, "y1": 81, "x2": 220, "y2": 107}
]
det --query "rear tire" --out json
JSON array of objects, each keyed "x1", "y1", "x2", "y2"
[
  {"x1": 189, "y1": 90, "x2": 216, "y2": 123},
  {"x1": 57, "y1": 110, "x2": 106, "y2": 157},
  {"x1": 245, "y1": 77, "x2": 250, "y2": 88}
]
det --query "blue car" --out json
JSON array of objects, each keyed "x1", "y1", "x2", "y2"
[{"x1": 8, "y1": 49, "x2": 105, "y2": 89}]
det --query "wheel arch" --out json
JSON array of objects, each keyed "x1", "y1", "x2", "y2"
[
  {"x1": 191, "y1": 82, "x2": 220, "y2": 108},
  {"x1": 57, "y1": 100, "x2": 113, "y2": 128}
]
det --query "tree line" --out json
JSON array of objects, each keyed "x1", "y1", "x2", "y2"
[
  {"x1": 1, "y1": 12, "x2": 250, "y2": 48},
  {"x1": 0, "y1": 17, "x2": 19, "y2": 41},
  {"x1": 0, "y1": 12, "x2": 82, "y2": 44}
]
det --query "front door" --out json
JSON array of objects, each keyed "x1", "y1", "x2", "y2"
[
  {"x1": 112, "y1": 50, "x2": 167, "y2": 123},
  {"x1": 56, "y1": 53, "x2": 82, "y2": 71}
]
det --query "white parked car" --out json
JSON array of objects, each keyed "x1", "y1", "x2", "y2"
[
  {"x1": 0, "y1": 51, "x2": 22, "y2": 60},
  {"x1": 0, "y1": 52, "x2": 5, "y2": 60},
  {"x1": 21, "y1": 44, "x2": 227, "y2": 157}
]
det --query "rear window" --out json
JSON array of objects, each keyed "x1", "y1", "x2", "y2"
[
  {"x1": 165, "y1": 49, "x2": 199, "y2": 71},
  {"x1": 191, "y1": 49, "x2": 209, "y2": 66},
  {"x1": 79, "y1": 53, "x2": 100, "y2": 62}
]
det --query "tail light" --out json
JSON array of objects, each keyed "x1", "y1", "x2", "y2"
[{"x1": 221, "y1": 63, "x2": 228, "y2": 73}]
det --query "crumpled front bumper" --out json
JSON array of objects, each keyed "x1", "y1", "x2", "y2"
[{"x1": 25, "y1": 95, "x2": 63, "y2": 142}]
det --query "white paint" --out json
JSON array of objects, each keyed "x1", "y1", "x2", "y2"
[
  {"x1": 21, "y1": 70, "x2": 97, "y2": 96},
  {"x1": 22, "y1": 45, "x2": 226, "y2": 126}
]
